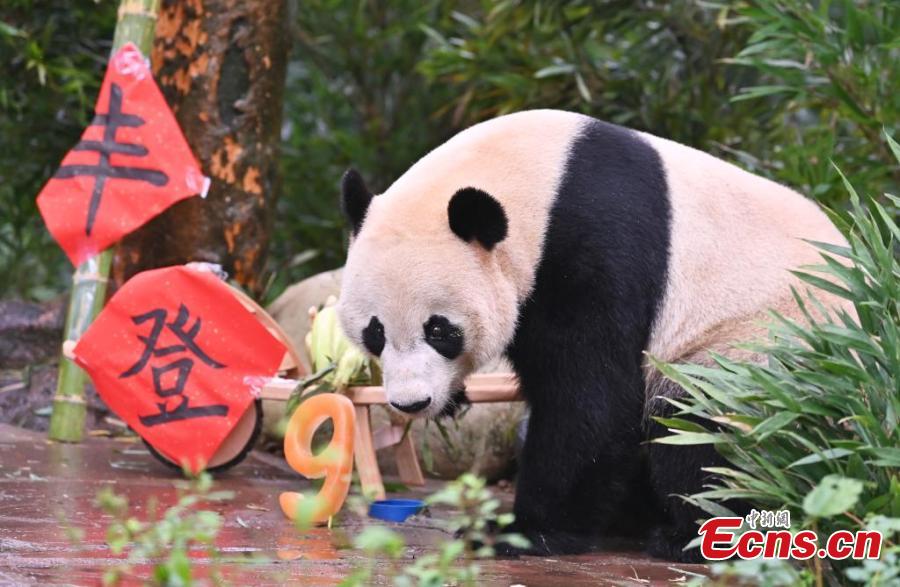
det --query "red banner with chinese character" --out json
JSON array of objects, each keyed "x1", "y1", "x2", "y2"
[
  {"x1": 72, "y1": 266, "x2": 285, "y2": 471},
  {"x1": 36, "y1": 43, "x2": 208, "y2": 266}
]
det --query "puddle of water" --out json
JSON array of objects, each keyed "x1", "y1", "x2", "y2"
[{"x1": 275, "y1": 527, "x2": 340, "y2": 561}]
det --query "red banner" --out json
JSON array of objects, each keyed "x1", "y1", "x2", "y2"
[
  {"x1": 37, "y1": 43, "x2": 208, "y2": 266},
  {"x1": 72, "y1": 266, "x2": 285, "y2": 471}
]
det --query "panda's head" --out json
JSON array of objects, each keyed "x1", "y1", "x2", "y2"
[{"x1": 336, "y1": 168, "x2": 518, "y2": 418}]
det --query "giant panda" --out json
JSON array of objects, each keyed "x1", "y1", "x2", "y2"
[{"x1": 335, "y1": 109, "x2": 849, "y2": 561}]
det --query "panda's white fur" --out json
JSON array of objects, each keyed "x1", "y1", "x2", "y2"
[
  {"x1": 336, "y1": 109, "x2": 850, "y2": 559},
  {"x1": 642, "y1": 132, "x2": 848, "y2": 365},
  {"x1": 339, "y1": 111, "x2": 581, "y2": 416}
]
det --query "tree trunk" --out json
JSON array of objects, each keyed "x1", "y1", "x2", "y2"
[{"x1": 112, "y1": 0, "x2": 289, "y2": 296}]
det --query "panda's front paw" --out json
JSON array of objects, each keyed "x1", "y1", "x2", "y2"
[
  {"x1": 458, "y1": 521, "x2": 536, "y2": 557},
  {"x1": 492, "y1": 536, "x2": 536, "y2": 558},
  {"x1": 465, "y1": 531, "x2": 542, "y2": 558},
  {"x1": 647, "y1": 525, "x2": 706, "y2": 563},
  {"x1": 498, "y1": 527, "x2": 586, "y2": 556},
  {"x1": 475, "y1": 523, "x2": 587, "y2": 557}
]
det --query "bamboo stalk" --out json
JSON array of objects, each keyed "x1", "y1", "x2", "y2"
[
  {"x1": 111, "y1": 0, "x2": 160, "y2": 54},
  {"x1": 48, "y1": 0, "x2": 161, "y2": 442}
]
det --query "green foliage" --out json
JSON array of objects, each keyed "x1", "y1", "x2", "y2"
[
  {"x1": 843, "y1": 516, "x2": 900, "y2": 585},
  {"x1": 83, "y1": 467, "x2": 520, "y2": 586},
  {"x1": 92, "y1": 472, "x2": 233, "y2": 586},
  {"x1": 418, "y1": 1, "x2": 767, "y2": 141},
  {"x1": 0, "y1": 0, "x2": 116, "y2": 300},
  {"x1": 802, "y1": 474, "x2": 865, "y2": 519},
  {"x1": 2, "y1": 1, "x2": 897, "y2": 311},
  {"x1": 426, "y1": 473, "x2": 529, "y2": 556},
  {"x1": 417, "y1": 0, "x2": 898, "y2": 207},
  {"x1": 656, "y1": 136, "x2": 900, "y2": 584},
  {"x1": 231, "y1": 0, "x2": 900, "y2": 300},
  {"x1": 266, "y1": 0, "x2": 459, "y2": 301},
  {"x1": 706, "y1": 556, "x2": 811, "y2": 586},
  {"x1": 340, "y1": 473, "x2": 527, "y2": 587},
  {"x1": 727, "y1": 0, "x2": 900, "y2": 207}
]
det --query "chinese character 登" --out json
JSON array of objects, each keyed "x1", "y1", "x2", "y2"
[{"x1": 121, "y1": 304, "x2": 228, "y2": 427}]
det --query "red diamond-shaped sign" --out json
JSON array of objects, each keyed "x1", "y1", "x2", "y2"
[{"x1": 36, "y1": 43, "x2": 208, "y2": 266}]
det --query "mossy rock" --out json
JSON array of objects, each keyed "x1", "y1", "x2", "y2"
[
  {"x1": 370, "y1": 399, "x2": 523, "y2": 482},
  {"x1": 264, "y1": 268, "x2": 343, "y2": 438}
]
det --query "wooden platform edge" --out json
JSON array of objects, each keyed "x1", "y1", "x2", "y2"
[{"x1": 258, "y1": 374, "x2": 522, "y2": 404}]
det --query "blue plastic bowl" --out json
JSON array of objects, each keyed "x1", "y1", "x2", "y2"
[{"x1": 368, "y1": 499, "x2": 425, "y2": 523}]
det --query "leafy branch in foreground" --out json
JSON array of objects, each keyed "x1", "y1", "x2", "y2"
[
  {"x1": 656, "y1": 134, "x2": 900, "y2": 586},
  {"x1": 340, "y1": 473, "x2": 528, "y2": 587},
  {"x1": 94, "y1": 472, "x2": 234, "y2": 586}
]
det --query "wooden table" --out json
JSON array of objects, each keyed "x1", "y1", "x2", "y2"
[{"x1": 260, "y1": 373, "x2": 522, "y2": 499}]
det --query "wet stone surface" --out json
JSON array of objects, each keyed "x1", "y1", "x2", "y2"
[
  {"x1": 0, "y1": 425, "x2": 706, "y2": 585},
  {"x1": 0, "y1": 299, "x2": 65, "y2": 369},
  {"x1": 0, "y1": 366, "x2": 113, "y2": 434}
]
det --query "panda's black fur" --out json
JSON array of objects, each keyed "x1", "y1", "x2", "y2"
[
  {"x1": 503, "y1": 120, "x2": 674, "y2": 553},
  {"x1": 484, "y1": 119, "x2": 730, "y2": 560}
]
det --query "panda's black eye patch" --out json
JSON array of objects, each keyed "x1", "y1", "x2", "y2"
[
  {"x1": 423, "y1": 315, "x2": 463, "y2": 360},
  {"x1": 362, "y1": 316, "x2": 385, "y2": 356}
]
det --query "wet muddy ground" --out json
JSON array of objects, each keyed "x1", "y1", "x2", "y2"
[{"x1": 0, "y1": 424, "x2": 707, "y2": 585}]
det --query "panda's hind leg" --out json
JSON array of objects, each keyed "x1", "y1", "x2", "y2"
[{"x1": 645, "y1": 377, "x2": 749, "y2": 563}]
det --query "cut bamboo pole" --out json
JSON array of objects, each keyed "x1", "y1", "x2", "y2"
[
  {"x1": 49, "y1": 255, "x2": 111, "y2": 441},
  {"x1": 257, "y1": 373, "x2": 522, "y2": 404},
  {"x1": 48, "y1": 0, "x2": 161, "y2": 442}
]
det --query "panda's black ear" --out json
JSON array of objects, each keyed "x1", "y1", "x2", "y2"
[
  {"x1": 341, "y1": 168, "x2": 373, "y2": 236},
  {"x1": 448, "y1": 187, "x2": 508, "y2": 251}
]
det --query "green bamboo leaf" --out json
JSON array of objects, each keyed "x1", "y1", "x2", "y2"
[
  {"x1": 419, "y1": 24, "x2": 451, "y2": 48},
  {"x1": 653, "y1": 431, "x2": 724, "y2": 445},
  {"x1": 750, "y1": 411, "x2": 799, "y2": 439},
  {"x1": 828, "y1": 80, "x2": 869, "y2": 121},
  {"x1": 886, "y1": 131, "x2": 900, "y2": 163},
  {"x1": 455, "y1": 11, "x2": 483, "y2": 31},
  {"x1": 731, "y1": 84, "x2": 796, "y2": 102},
  {"x1": 533, "y1": 63, "x2": 575, "y2": 78},
  {"x1": 790, "y1": 270, "x2": 854, "y2": 300},
  {"x1": 806, "y1": 239, "x2": 853, "y2": 259},
  {"x1": 864, "y1": 447, "x2": 900, "y2": 467},
  {"x1": 803, "y1": 475, "x2": 864, "y2": 518},
  {"x1": 574, "y1": 72, "x2": 592, "y2": 103},
  {"x1": 682, "y1": 495, "x2": 739, "y2": 519},
  {"x1": 498, "y1": 533, "x2": 531, "y2": 549},
  {"x1": 0, "y1": 21, "x2": 25, "y2": 38},
  {"x1": 652, "y1": 416, "x2": 709, "y2": 433},
  {"x1": 789, "y1": 448, "x2": 854, "y2": 468}
]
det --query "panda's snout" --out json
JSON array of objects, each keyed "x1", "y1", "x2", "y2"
[{"x1": 390, "y1": 397, "x2": 432, "y2": 414}]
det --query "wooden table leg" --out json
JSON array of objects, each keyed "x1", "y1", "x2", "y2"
[
  {"x1": 352, "y1": 405, "x2": 385, "y2": 500},
  {"x1": 394, "y1": 432, "x2": 425, "y2": 487}
]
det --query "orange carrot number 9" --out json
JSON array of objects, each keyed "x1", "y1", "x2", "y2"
[{"x1": 279, "y1": 393, "x2": 356, "y2": 525}]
